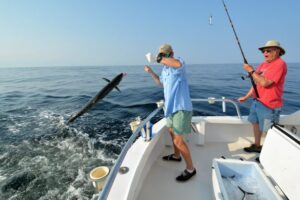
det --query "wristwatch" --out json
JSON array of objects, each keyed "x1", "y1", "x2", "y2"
[{"x1": 249, "y1": 70, "x2": 255, "y2": 75}]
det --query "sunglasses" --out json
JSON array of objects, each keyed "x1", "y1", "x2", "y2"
[{"x1": 262, "y1": 48, "x2": 276, "y2": 53}]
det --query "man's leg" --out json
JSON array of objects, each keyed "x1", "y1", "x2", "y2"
[
  {"x1": 173, "y1": 134, "x2": 196, "y2": 182},
  {"x1": 244, "y1": 101, "x2": 262, "y2": 153},
  {"x1": 253, "y1": 123, "x2": 262, "y2": 146},
  {"x1": 173, "y1": 134, "x2": 194, "y2": 170},
  {"x1": 169, "y1": 128, "x2": 181, "y2": 158},
  {"x1": 244, "y1": 123, "x2": 262, "y2": 153}
]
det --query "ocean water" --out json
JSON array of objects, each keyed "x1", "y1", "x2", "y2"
[{"x1": 0, "y1": 64, "x2": 299, "y2": 199}]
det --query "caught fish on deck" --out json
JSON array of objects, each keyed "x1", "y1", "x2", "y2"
[{"x1": 68, "y1": 73, "x2": 125, "y2": 123}]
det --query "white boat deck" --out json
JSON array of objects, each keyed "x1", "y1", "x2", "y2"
[
  {"x1": 101, "y1": 111, "x2": 300, "y2": 200},
  {"x1": 137, "y1": 137, "x2": 260, "y2": 200}
]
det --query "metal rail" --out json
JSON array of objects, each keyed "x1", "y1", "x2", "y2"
[
  {"x1": 98, "y1": 102, "x2": 164, "y2": 200},
  {"x1": 191, "y1": 97, "x2": 241, "y2": 119}
]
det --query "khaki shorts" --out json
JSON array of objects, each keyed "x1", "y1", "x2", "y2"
[{"x1": 166, "y1": 110, "x2": 192, "y2": 135}]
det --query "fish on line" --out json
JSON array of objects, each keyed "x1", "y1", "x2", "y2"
[{"x1": 67, "y1": 73, "x2": 125, "y2": 124}]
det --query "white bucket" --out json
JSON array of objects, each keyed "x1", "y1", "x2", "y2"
[{"x1": 89, "y1": 166, "x2": 110, "y2": 191}]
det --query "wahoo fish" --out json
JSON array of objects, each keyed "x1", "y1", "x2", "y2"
[{"x1": 68, "y1": 73, "x2": 125, "y2": 123}]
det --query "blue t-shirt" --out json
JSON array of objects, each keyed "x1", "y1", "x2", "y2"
[{"x1": 160, "y1": 57, "x2": 193, "y2": 117}]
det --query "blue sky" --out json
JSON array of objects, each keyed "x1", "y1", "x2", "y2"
[{"x1": 0, "y1": 0, "x2": 299, "y2": 67}]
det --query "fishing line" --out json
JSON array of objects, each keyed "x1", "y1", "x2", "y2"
[{"x1": 221, "y1": 0, "x2": 259, "y2": 98}]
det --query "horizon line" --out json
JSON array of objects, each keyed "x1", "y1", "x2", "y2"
[{"x1": 0, "y1": 61, "x2": 299, "y2": 69}]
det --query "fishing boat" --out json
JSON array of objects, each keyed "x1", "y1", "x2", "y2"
[{"x1": 96, "y1": 97, "x2": 300, "y2": 200}]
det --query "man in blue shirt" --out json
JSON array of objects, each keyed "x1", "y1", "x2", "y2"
[{"x1": 144, "y1": 44, "x2": 196, "y2": 182}]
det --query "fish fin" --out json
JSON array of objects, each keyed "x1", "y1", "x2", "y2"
[
  {"x1": 103, "y1": 78, "x2": 111, "y2": 83},
  {"x1": 115, "y1": 86, "x2": 121, "y2": 92}
]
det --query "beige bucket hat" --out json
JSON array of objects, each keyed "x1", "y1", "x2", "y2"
[
  {"x1": 258, "y1": 40, "x2": 285, "y2": 55},
  {"x1": 159, "y1": 44, "x2": 173, "y2": 55}
]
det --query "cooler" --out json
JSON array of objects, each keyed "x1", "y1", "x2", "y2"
[{"x1": 212, "y1": 125, "x2": 300, "y2": 200}]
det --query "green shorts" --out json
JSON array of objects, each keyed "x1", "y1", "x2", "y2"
[{"x1": 166, "y1": 110, "x2": 192, "y2": 135}]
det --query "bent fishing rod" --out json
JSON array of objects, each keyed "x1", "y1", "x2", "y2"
[{"x1": 221, "y1": 0, "x2": 259, "y2": 98}]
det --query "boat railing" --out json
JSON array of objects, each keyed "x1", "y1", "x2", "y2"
[
  {"x1": 191, "y1": 97, "x2": 241, "y2": 119},
  {"x1": 98, "y1": 101, "x2": 164, "y2": 200}
]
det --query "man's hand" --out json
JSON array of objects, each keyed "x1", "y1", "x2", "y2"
[
  {"x1": 144, "y1": 65, "x2": 153, "y2": 73},
  {"x1": 244, "y1": 64, "x2": 254, "y2": 73},
  {"x1": 144, "y1": 65, "x2": 161, "y2": 85},
  {"x1": 238, "y1": 96, "x2": 248, "y2": 103}
]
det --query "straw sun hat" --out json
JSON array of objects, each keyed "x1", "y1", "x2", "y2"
[{"x1": 258, "y1": 40, "x2": 285, "y2": 55}]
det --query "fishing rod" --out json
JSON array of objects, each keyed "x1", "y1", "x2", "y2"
[{"x1": 221, "y1": 0, "x2": 259, "y2": 98}]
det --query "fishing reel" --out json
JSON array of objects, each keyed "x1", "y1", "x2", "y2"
[{"x1": 241, "y1": 74, "x2": 250, "y2": 80}]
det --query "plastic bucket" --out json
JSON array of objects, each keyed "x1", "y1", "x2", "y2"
[{"x1": 89, "y1": 166, "x2": 110, "y2": 191}]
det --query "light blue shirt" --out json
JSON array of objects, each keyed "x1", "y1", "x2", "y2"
[{"x1": 160, "y1": 57, "x2": 193, "y2": 117}]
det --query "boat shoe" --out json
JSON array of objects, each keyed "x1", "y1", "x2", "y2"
[
  {"x1": 243, "y1": 144, "x2": 262, "y2": 153},
  {"x1": 176, "y1": 169, "x2": 197, "y2": 182},
  {"x1": 162, "y1": 154, "x2": 182, "y2": 162}
]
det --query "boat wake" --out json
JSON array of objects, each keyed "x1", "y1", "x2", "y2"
[{"x1": 0, "y1": 109, "x2": 132, "y2": 199}]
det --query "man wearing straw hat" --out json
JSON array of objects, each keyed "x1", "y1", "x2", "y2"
[
  {"x1": 144, "y1": 44, "x2": 196, "y2": 182},
  {"x1": 238, "y1": 40, "x2": 287, "y2": 154}
]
